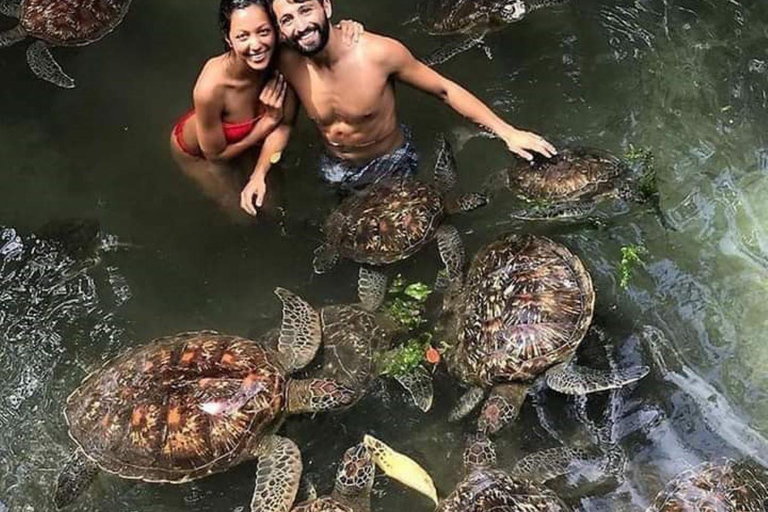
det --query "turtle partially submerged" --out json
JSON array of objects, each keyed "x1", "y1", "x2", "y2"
[
  {"x1": 647, "y1": 459, "x2": 768, "y2": 512},
  {"x1": 417, "y1": 0, "x2": 567, "y2": 65},
  {"x1": 54, "y1": 288, "x2": 357, "y2": 511},
  {"x1": 291, "y1": 439, "x2": 436, "y2": 512},
  {"x1": 0, "y1": 0, "x2": 132, "y2": 88},
  {"x1": 483, "y1": 147, "x2": 664, "y2": 223},
  {"x1": 369, "y1": 433, "x2": 571, "y2": 511},
  {"x1": 434, "y1": 233, "x2": 648, "y2": 434},
  {"x1": 313, "y1": 136, "x2": 487, "y2": 274}
]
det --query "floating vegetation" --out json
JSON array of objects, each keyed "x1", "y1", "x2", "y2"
[
  {"x1": 384, "y1": 275, "x2": 432, "y2": 330},
  {"x1": 618, "y1": 244, "x2": 648, "y2": 289},
  {"x1": 378, "y1": 332, "x2": 436, "y2": 378},
  {"x1": 625, "y1": 144, "x2": 659, "y2": 200}
]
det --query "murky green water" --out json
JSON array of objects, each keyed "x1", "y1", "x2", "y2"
[{"x1": 2, "y1": 0, "x2": 768, "y2": 510}]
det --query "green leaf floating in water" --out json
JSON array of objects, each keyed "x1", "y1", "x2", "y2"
[
  {"x1": 385, "y1": 275, "x2": 433, "y2": 331},
  {"x1": 625, "y1": 144, "x2": 658, "y2": 199},
  {"x1": 618, "y1": 244, "x2": 648, "y2": 289},
  {"x1": 377, "y1": 332, "x2": 434, "y2": 378}
]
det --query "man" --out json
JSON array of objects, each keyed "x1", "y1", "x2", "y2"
[{"x1": 240, "y1": 0, "x2": 556, "y2": 214}]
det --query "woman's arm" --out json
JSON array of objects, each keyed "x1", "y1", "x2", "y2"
[
  {"x1": 195, "y1": 74, "x2": 288, "y2": 162},
  {"x1": 240, "y1": 89, "x2": 299, "y2": 216}
]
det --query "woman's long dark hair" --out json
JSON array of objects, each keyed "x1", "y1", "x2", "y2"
[{"x1": 218, "y1": 0, "x2": 277, "y2": 50}]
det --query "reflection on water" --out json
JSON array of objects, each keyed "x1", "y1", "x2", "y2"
[{"x1": 1, "y1": 0, "x2": 768, "y2": 510}]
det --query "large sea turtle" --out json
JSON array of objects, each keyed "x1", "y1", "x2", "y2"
[
  {"x1": 0, "y1": 0, "x2": 132, "y2": 88},
  {"x1": 369, "y1": 433, "x2": 572, "y2": 511},
  {"x1": 434, "y1": 233, "x2": 648, "y2": 434},
  {"x1": 313, "y1": 136, "x2": 487, "y2": 274},
  {"x1": 291, "y1": 439, "x2": 436, "y2": 512},
  {"x1": 647, "y1": 459, "x2": 768, "y2": 512},
  {"x1": 417, "y1": 0, "x2": 567, "y2": 65},
  {"x1": 483, "y1": 147, "x2": 665, "y2": 224},
  {"x1": 54, "y1": 288, "x2": 357, "y2": 511}
]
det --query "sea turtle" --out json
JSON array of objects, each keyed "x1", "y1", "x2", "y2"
[
  {"x1": 0, "y1": 0, "x2": 133, "y2": 88},
  {"x1": 417, "y1": 0, "x2": 568, "y2": 65},
  {"x1": 312, "y1": 136, "x2": 487, "y2": 274},
  {"x1": 483, "y1": 147, "x2": 665, "y2": 224},
  {"x1": 647, "y1": 459, "x2": 768, "y2": 512},
  {"x1": 291, "y1": 439, "x2": 436, "y2": 512},
  {"x1": 54, "y1": 288, "x2": 357, "y2": 511},
  {"x1": 434, "y1": 233, "x2": 648, "y2": 434},
  {"x1": 368, "y1": 432, "x2": 572, "y2": 511}
]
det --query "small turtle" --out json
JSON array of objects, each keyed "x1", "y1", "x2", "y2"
[
  {"x1": 313, "y1": 136, "x2": 487, "y2": 274},
  {"x1": 434, "y1": 233, "x2": 648, "y2": 434},
  {"x1": 54, "y1": 288, "x2": 357, "y2": 511},
  {"x1": 647, "y1": 459, "x2": 768, "y2": 512},
  {"x1": 0, "y1": 0, "x2": 132, "y2": 88},
  {"x1": 368, "y1": 433, "x2": 571, "y2": 511},
  {"x1": 417, "y1": 0, "x2": 567, "y2": 65},
  {"x1": 291, "y1": 439, "x2": 436, "y2": 512},
  {"x1": 483, "y1": 147, "x2": 664, "y2": 223}
]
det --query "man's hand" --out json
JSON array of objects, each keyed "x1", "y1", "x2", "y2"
[
  {"x1": 240, "y1": 175, "x2": 267, "y2": 216},
  {"x1": 259, "y1": 73, "x2": 287, "y2": 127},
  {"x1": 337, "y1": 19, "x2": 364, "y2": 45},
  {"x1": 498, "y1": 125, "x2": 557, "y2": 161}
]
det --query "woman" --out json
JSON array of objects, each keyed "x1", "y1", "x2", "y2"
[{"x1": 171, "y1": 0, "x2": 361, "y2": 219}]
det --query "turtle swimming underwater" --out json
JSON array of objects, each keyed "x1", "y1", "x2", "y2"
[
  {"x1": 54, "y1": 288, "x2": 357, "y2": 511},
  {"x1": 0, "y1": 0, "x2": 132, "y2": 88},
  {"x1": 433, "y1": 233, "x2": 648, "y2": 434},
  {"x1": 647, "y1": 459, "x2": 768, "y2": 512},
  {"x1": 483, "y1": 147, "x2": 665, "y2": 224},
  {"x1": 417, "y1": 0, "x2": 568, "y2": 65},
  {"x1": 291, "y1": 439, "x2": 436, "y2": 512},
  {"x1": 368, "y1": 433, "x2": 572, "y2": 512},
  {"x1": 313, "y1": 136, "x2": 486, "y2": 274}
]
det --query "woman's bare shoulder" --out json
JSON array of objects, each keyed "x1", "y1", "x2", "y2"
[{"x1": 193, "y1": 55, "x2": 229, "y2": 101}]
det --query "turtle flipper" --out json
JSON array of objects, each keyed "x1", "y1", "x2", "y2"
[
  {"x1": 312, "y1": 243, "x2": 339, "y2": 274},
  {"x1": 251, "y1": 435, "x2": 302, "y2": 512},
  {"x1": 510, "y1": 445, "x2": 599, "y2": 482},
  {"x1": 54, "y1": 448, "x2": 99, "y2": 509},
  {"x1": 477, "y1": 382, "x2": 528, "y2": 434},
  {"x1": 358, "y1": 267, "x2": 387, "y2": 312},
  {"x1": 286, "y1": 378, "x2": 356, "y2": 414},
  {"x1": 274, "y1": 288, "x2": 322, "y2": 372},
  {"x1": 448, "y1": 192, "x2": 488, "y2": 213},
  {"x1": 0, "y1": 24, "x2": 24, "y2": 47},
  {"x1": 545, "y1": 361, "x2": 649, "y2": 395},
  {"x1": 436, "y1": 224, "x2": 465, "y2": 283},
  {"x1": 27, "y1": 41, "x2": 75, "y2": 89},
  {"x1": 448, "y1": 386, "x2": 486, "y2": 421},
  {"x1": 423, "y1": 33, "x2": 487, "y2": 67},
  {"x1": 393, "y1": 366, "x2": 434, "y2": 412},
  {"x1": 0, "y1": 0, "x2": 20, "y2": 19},
  {"x1": 433, "y1": 135, "x2": 458, "y2": 194},
  {"x1": 510, "y1": 201, "x2": 596, "y2": 221},
  {"x1": 363, "y1": 435, "x2": 438, "y2": 505}
]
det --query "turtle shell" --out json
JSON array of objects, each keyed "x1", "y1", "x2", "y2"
[
  {"x1": 438, "y1": 468, "x2": 571, "y2": 512},
  {"x1": 419, "y1": 0, "x2": 509, "y2": 34},
  {"x1": 324, "y1": 178, "x2": 446, "y2": 266},
  {"x1": 449, "y1": 234, "x2": 594, "y2": 386},
  {"x1": 508, "y1": 148, "x2": 629, "y2": 204},
  {"x1": 64, "y1": 331, "x2": 285, "y2": 482},
  {"x1": 292, "y1": 496, "x2": 353, "y2": 512},
  {"x1": 20, "y1": 0, "x2": 132, "y2": 46},
  {"x1": 647, "y1": 460, "x2": 768, "y2": 512}
]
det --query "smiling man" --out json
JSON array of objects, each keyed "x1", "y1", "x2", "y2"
[{"x1": 241, "y1": 0, "x2": 556, "y2": 209}]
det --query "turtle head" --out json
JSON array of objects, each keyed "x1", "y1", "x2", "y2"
[
  {"x1": 497, "y1": 0, "x2": 527, "y2": 23},
  {"x1": 335, "y1": 443, "x2": 375, "y2": 497},
  {"x1": 463, "y1": 433, "x2": 497, "y2": 471},
  {"x1": 286, "y1": 378, "x2": 357, "y2": 415}
]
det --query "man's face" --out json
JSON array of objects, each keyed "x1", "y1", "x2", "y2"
[{"x1": 271, "y1": 0, "x2": 331, "y2": 56}]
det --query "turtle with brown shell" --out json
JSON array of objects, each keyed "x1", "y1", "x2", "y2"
[
  {"x1": 647, "y1": 459, "x2": 768, "y2": 512},
  {"x1": 0, "y1": 0, "x2": 132, "y2": 88},
  {"x1": 431, "y1": 232, "x2": 649, "y2": 435},
  {"x1": 313, "y1": 136, "x2": 487, "y2": 275},
  {"x1": 54, "y1": 288, "x2": 357, "y2": 511}
]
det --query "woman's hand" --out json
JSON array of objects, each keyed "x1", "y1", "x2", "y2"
[
  {"x1": 497, "y1": 125, "x2": 557, "y2": 161},
  {"x1": 337, "y1": 19, "x2": 364, "y2": 46},
  {"x1": 240, "y1": 174, "x2": 267, "y2": 216},
  {"x1": 259, "y1": 73, "x2": 287, "y2": 128}
]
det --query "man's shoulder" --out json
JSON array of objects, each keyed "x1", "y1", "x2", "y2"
[{"x1": 358, "y1": 32, "x2": 411, "y2": 63}]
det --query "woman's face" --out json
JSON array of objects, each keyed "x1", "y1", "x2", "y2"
[{"x1": 227, "y1": 5, "x2": 276, "y2": 71}]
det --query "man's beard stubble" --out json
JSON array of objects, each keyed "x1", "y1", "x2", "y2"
[{"x1": 287, "y1": 16, "x2": 331, "y2": 56}]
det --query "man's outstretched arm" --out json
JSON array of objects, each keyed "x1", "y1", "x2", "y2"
[{"x1": 380, "y1": 37, "x2": 556, "y2": 161}]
